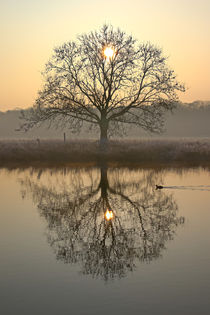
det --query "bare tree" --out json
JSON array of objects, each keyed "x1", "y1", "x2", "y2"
[
  {"x1": 19, "y1": 166, "x2": 184, "y2": 281},
  {"x1": 20, "y1": 25, "x2": 185, "y2": 146}
]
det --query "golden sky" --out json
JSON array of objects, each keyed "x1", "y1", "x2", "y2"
[{"x1": 0, "y1": 0, "x2": 210, "y2": 111}]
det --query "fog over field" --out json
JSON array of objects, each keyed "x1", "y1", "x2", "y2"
[{"x1": 1, "y1": 101, "x2": 210, "y2": 140}]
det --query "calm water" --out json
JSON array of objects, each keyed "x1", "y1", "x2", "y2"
[{"x1": 0, "y1": 166, "x2": 210, "y2": 315}]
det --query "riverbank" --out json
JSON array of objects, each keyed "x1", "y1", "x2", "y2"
[{"x1": 0, "y1": 138, "x2": 210, "y2": 168}]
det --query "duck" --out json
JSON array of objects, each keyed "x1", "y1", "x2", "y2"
[{"x1": 156, "y1": 185, "x2": 163, "y2": 190}]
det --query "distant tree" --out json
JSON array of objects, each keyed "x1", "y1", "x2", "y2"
[{"x1": 21, "y1": 25, "x2": 185, "y2": 146}]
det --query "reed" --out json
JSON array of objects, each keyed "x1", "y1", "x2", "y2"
[{"x1": 0, "y1": 138, "x2": 210, "y2": 167}]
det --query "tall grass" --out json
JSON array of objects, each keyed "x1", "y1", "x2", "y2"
[{"x1": 0, "y1": 138, "x2": 210, "y2": 167}]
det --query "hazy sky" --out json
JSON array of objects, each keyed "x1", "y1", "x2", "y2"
[{"x1": 1, "y1": 0, "x2": 210, "y2": 111}]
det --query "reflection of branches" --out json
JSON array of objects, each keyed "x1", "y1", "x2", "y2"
[{"x1": 19, "y1": 166, "x2": 184, "y2": 281}]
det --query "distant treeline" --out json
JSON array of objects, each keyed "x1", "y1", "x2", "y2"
[
  {"x1": 0, "y1": 101, "x2": 210, "y2": 139},
  {"x1": 164, "y1": 101, "x2": 210, "y2": 138}
]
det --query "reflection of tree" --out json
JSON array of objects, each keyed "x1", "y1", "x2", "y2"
[{"x1": 20, "y1": 166, "x2": 184, "y2": 281}]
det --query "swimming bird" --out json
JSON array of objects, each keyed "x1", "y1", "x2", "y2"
[{"x1": 156, "y1": 185, "x2": 163, "y2": 190}]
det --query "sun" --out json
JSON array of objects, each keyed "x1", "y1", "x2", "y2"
[
  {"x1": 104, "y1": 209, "x2": 114, "y2": 221},
  {"x1": 103, "y1": 46, "x2": 115, "y2": 60}
]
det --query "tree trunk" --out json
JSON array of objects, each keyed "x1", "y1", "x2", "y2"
[
  {"x1": 99, "y1": 118, "x2": 108, "y2": 149},
  {"x1": 100, "y1": 165, "x2": 108, "y2": 198},
  {"x1": 99, "y1": 165, "x2": 110, "y2": 210}
]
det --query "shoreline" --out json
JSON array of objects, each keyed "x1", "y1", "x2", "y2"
[{"x1": 1, "y1": 138, "x2": 210, "y2": 168}]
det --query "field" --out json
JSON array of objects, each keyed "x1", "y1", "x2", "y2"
[{"x1": 1, "y1": 138, "x2": 210, "y2": 168}]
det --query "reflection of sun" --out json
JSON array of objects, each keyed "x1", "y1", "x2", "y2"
[
  {"x1": 104, "y1": 209, "x2": 114, "y2": 221},
  {"x1": 103, "y1": 47, "x2": 115, "y2": 59}
]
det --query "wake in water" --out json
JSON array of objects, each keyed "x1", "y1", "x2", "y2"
[{"x1": 157, "y1": 185, "x2": 210, "y2": 191}]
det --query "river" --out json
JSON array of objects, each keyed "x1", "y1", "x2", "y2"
[{"x1": 0, "y1": 166, "x2": 210, "y2": 314}]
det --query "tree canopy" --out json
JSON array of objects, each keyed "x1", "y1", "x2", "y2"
[{"x1": 21, "y1": 25, "x2": 185, "y2": 144}]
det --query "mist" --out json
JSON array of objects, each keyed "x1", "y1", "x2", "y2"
[{"x1": 1, "y1": 101, "x2": 210, "y2": 140}]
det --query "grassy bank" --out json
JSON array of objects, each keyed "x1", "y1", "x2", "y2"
[{"x1": 0, "y1": 138, "x2": 210, "y2": 167}]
